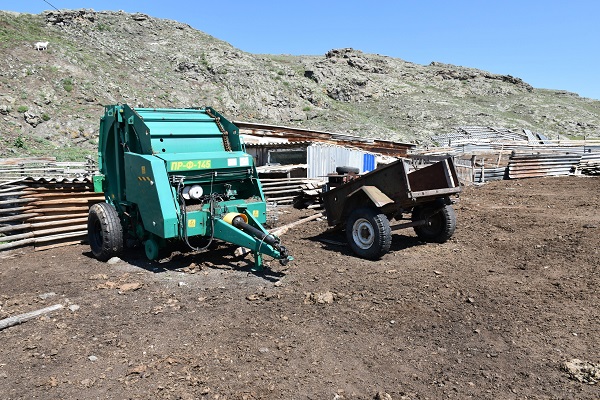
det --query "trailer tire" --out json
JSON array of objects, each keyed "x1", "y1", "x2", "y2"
[
  {"x1": 345, "y1": 207, "x2": 391, "y2": 260},
  {"x1": 88, "y1": 202, "x2": 124, "y2": 261},
  {"x1": 336, "y1": 166, "x2": 360, "y2": 174},
  {"x1": 412, "y1": 203, "x2": 456, "y2": 243}
]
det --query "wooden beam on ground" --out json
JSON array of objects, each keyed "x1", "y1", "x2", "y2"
[
  {"x1": 35, "y1": 240, "x2": 84, "y2": 251},
  {"x1": 0, "y1": 304, "x2": 63, "y2": 331},
  {"x1": 271, "y1": 212, "x2": 324, "y2": 237}
]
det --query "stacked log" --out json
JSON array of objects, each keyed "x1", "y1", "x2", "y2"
[
  {"x1": 575, "y1": 153, "x2": 600, "y2": 176},
  {"x1": 578, "y1": 162, "x2": 600, "y2": 175},
  {"x1": 294, "y1": 181, "x2": 326, "y2": 209},
  {"x1": 260, "y1": 178, "x2": 325, "y2": 206}
]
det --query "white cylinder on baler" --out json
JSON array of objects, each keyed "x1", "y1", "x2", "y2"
[{"x1": 182, "y1": 185, "x2": 203, "y2": 200}]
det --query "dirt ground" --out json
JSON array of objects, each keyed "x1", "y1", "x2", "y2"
[{"x1": 1, "y1": 176, "x2": 599, "y2": 400}]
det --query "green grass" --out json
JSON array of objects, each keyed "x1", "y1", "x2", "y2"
[
  {"x1": 62, "y1": 78, "x2": 74, "y2": 92},
  {"x1": 23, "y1": 136, "x2": 95, "y2": 161},
  {"x1": 14, "y1": 136, "x2": 26, "y2": 148},
  {"x1": 0, "y1": 13, "x2": 48, "y2": 47}
]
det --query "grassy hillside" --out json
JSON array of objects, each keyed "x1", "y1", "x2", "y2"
[{"x1": 1, "y1": 10, "x2": 599, "y2": 161}]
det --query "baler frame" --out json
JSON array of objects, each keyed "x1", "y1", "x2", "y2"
[{"x1": 88, "y1": 104, "x2": 291, "y2": 269}]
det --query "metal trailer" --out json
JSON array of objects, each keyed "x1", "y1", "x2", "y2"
[
  {"x1": 88, "y1": 104, "x2": 291, "y2": 269},
  {"x1": 321, "y1": 157, "x2": 461, "y2": 259}
]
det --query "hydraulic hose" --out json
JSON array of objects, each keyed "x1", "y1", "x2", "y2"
[
  {"x1": 230, "y1": 215, "x2": 279, "y2": 248},
  {"x1": 230, "y1": 215, "x2": 290, "y2": 264}
]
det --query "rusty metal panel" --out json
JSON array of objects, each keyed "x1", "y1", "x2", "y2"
[{"x1": 408, "y1": 160, "x2": 455, "y2": 192}]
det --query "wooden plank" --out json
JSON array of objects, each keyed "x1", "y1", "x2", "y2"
[
  {"x1": 22, "y1": 191, "x2": 101, "y2": 198},
  {"x1": 34, "y1": 230, "x2": 87, "y2": 243},
  {"x1": 29, "y1": 213, "x2": 88, "y2": 222},
  {"x1": 260, "y1": 180, "x2": 310, "y2": 187},
  {"x1": 0, "y1": 213, "x2": 38, "y2": 223},
  {"x1": 30, "y1": 198, "x2": 102, "y2": 206},
  {"x1": 0, "y1": 224, "x2": 87, "y2": 243},
  {"x1": 263, "y1": 188, "x2": 303, "y2": 195},
  {"x1": 33, "y1": 224, "x2": 88, "y2": 236},
  {"x1": 264, "y1": 195, "x2": 296, "y2": 201},
  {"x1": 30, "y1": 206, "x2": 90, "y2": 213},
  {"x1": 0, "y1": 206, "x2": 35, "y2": 215},
  {"x1": 0, "y1": 190, "x2": 30, "y2": 197},
  {"x1": 0, "y1": 185, "x2": 28, "y2": 193},
  {"x1": 32, "y1": 217, "x2": 88, "y2": 229},
  {"x1": 0, "y1": 198, "x2": 38, "y2": 206},
  {"x1": 0, "y1": 237, "x2": 35, "y2": 251},
  {"x1": 0, "y1": 218, "x2": 88, "y2": 234},
  {"x1": 35, "y1": 240, "x2": 84, "y2": 251},
  {"x1": 0, "y1": 231, "x2": 87, "y2": 251},
  {"x1": 260, "y1": 184, "x2": 304, "y2": 191},
  {"x1": 259, "y1": 177, "x2": 314, "y2": 182},
  {"x1": 0, "y1": 178, "x2": 27, "y2": 187}
]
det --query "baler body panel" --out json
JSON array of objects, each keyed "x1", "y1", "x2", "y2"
[{"x1": 124, "y1": 152, "x2": 179, "y2": 238}]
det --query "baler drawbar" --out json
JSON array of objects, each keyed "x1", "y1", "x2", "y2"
[{"x1": 88, "y1": 104, "x2": 291, "y2": 269}]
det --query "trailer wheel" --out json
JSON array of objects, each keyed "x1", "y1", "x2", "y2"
[
  {"x1": 412, "y1": 204, "x2": 456, "y2": 243},
  {"x1": 88, "y1": 203, "x2": 124, "y2": 261},
  {"x1": 345, "y1": 207, "x2": 391, "y2": 260}
]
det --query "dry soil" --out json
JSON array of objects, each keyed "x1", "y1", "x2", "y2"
[{"x1": 0, "y1": 176, "x2": 599, "y2": 399}]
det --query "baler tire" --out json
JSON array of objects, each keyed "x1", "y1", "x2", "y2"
[
  {"x1": 412, "y1": 204, "x2": 456, "y2": 243},
  {"x1": 345, "y1": 207, "x2": 391, "y2": 260},
  {"x1": 88, "y1": 203, "x2": 124, "y2": 262},
  {"x1": 336, "y1": 166, "x2": 360, "y2": 174}
]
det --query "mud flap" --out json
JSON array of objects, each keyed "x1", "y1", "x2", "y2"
[{"x1": 348, "y1": 185, "x2": 394, "y2": 208}]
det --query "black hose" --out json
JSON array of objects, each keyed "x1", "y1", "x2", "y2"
[{"x1": 230, "y1": 216, "x2": 280, "y2": 248}]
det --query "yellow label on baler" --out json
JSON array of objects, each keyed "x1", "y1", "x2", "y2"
[
  {"x1": 141, "y1": 166, "x2": 146, "y2": 174},
  {"x1": 170, "y1": 160, "x2": 211, "y2": 171},
  {"x1": 188, "y1": 219, "x2": 196, "y2": 228},
  {"x1": 253, "y1": 210, "x2": 259, "y2": 217}
]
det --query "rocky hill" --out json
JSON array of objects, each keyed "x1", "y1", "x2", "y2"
[{"x1": 1, "y1": 9, "x2": 600, "y2": 161}]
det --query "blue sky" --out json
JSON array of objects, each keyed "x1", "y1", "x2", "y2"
[{"x1": 7, "y1": 0, "x2": 600, "y2": 100}]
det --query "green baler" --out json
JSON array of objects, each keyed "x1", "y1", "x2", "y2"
[{"x1": 87, "y1": 104, "x2": 291, "y2": 269}]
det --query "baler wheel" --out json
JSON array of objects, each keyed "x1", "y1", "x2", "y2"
[
  {"x1": 144, "y1": 237, "x2": 160, "y2": 261},
  {"x1": 412, "y1": 203, "x2": 456, "y2": 243},
  {"x1": 88, "y1": 203, "x2": 124, "y2": 261},
  {"x1": 345, "y1": 207, "x2": 391, "y2": 260}
]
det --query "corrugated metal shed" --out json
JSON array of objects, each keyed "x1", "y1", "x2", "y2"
[
  {"x1": 234, "y1": 121, "x2": 414, "y2": 157},
  {"x1": 432, "y1": 126, "x2": 531, "y2": 145},
  {"x1": 307, "y1": 143, "x2": 375, "y2": 178}
]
